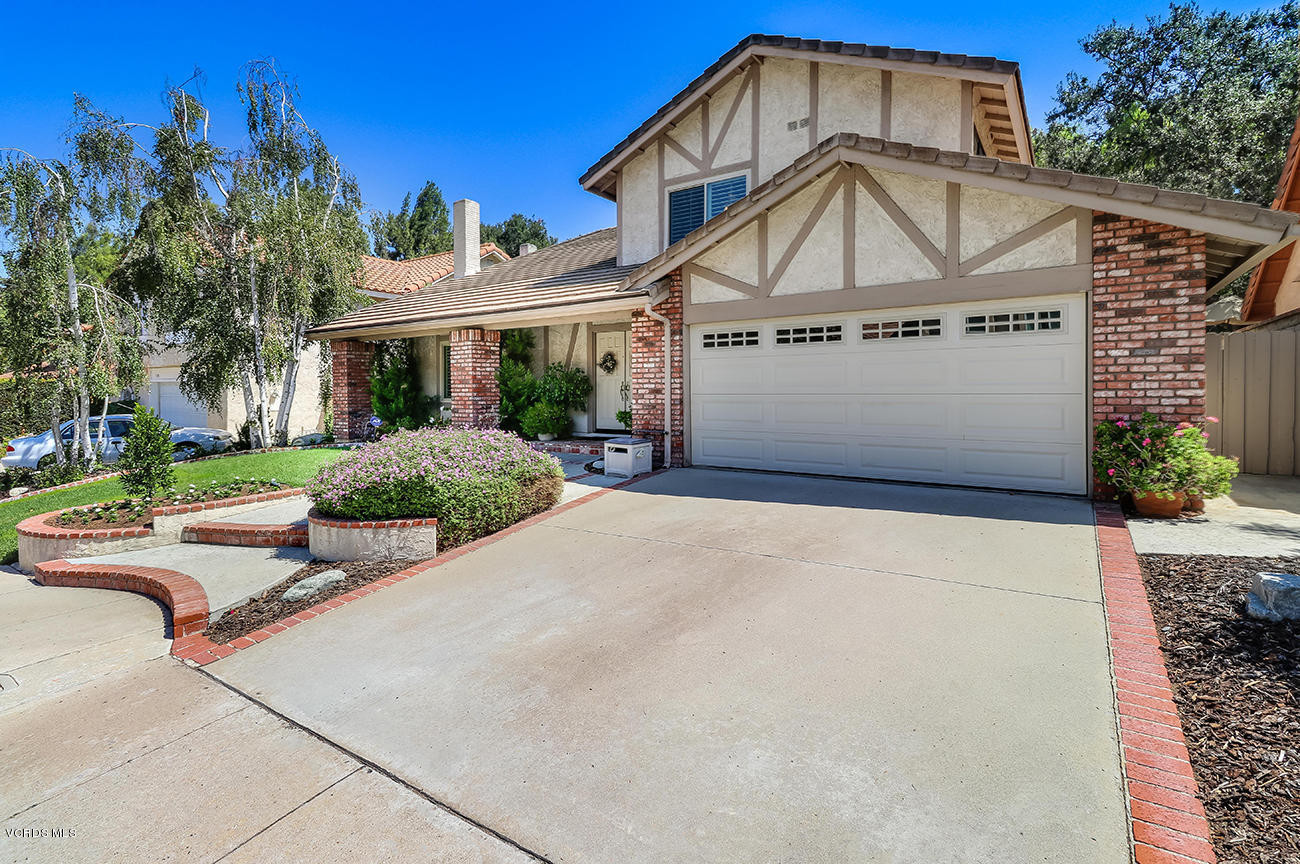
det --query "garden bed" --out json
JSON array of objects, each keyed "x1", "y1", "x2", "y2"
[
  {"x1": 1139, "y1": 553, "x2": 1300, "y2": 862},
  {"x1": 204, "y1": 558, "x2": 418, "y2": 644},
  {"x1": 52, "y1": 479, "x2": 287, "y2": 530}
]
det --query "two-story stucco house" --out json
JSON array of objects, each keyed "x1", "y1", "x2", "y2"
[{"x1": 312, "y1": 34, "x2": 1299, "y2": 495}]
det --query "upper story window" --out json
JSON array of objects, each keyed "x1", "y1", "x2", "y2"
[{"x1": 668, "y1": 175, "x2": 748, "y2": 245}]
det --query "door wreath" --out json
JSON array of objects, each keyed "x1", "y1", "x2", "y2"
[{"x1": 598, "y1": 350, "x2": 619, "y2": 374}]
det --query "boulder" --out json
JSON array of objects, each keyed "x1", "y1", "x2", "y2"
[
  {"x1": 1245, "y1": 572, "x2": 1300, "y2": 622},
  {"x1": 282, "y1": 568, "x2": 347, "y2": 603},
  {"x1": 8, "y1": 487, "x2": 29, "y2": 498}
]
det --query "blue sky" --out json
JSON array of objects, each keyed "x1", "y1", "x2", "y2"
[{"x1": 0, "y1": 0, "x2": 1270, "y2": 244}]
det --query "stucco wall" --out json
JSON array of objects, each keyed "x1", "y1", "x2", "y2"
[
  {"x1": 615, "y1": 59, "x2": 975, "y2": 268},
  {"x1": 222, "y1": 341, "x2": 325, "y2": 440}
]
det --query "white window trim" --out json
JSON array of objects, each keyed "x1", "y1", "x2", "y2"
[
  {"x1": 857, "y1": 314, "x2": 945, "y2": 343},
  {"x1": 773, "y1": 321, "x2": 847, "y2": 347},
  {"x1": 663, "y1": 170, "x2": 751, "y2": 249},
  {"x1": 961, "y1": 306, "x2": 1067, "y2": 338}
]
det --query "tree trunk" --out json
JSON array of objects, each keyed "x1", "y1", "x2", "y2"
[
  {"x1": 239, "y1": 368, "x2": 261, "y2": 448},
  {"x1": 95, "y1": 397, "x2": 110, "y2": 461},
  {"x1": 63, "y1": 231, "x2": 94, "y2": 468},
  {"x1": 48, "y1": 397, "x2": 64, "y2": 466},
  {"x1": 273, "y1": 317, "x2": 305, "y2": 444},
  {"x1": 247, "y1": 257, "x2": 272, "y2": 449}
]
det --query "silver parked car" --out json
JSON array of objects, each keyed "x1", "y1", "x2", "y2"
[{"x1": 1, "y1": 414, "x2": 236, "y2": 469}]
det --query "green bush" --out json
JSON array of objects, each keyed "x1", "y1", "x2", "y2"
[
  {"x1": 519, "y1": 402, "x2": 571, "y2": 438},
  {"x1": 306, "y1": 427, "x2": 565, "y2": 548},
  {"x1": 496, "y1": 357, "x2": 538, "y2": 433},
  {"x1": 1093, "y1": 412, "x2": 1238, "y2": 499},
  {"x1": 370, "y1": 340, "x2": 439, "y2": 430},
  {"x1": 536, "y1": 363, "x2": 592, "y2": 412},
  {"x1": 118, "y1": 405, "x2": 176, "y2": 500}
]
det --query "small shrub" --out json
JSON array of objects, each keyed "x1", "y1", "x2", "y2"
[
  {"x1": 496, "y1": 357, "x2": 539, "y2": 433},
  {"x1": 1093, "y1": 412, "x2": 1237, "y2": 499},
  {"x1": 118, "y1": 404, "x2": 176, "y2": 500},
  {"x1": 370, "y1": 340, "x2": 439, "y2": 430},
  {"x1": 536, "y1": 363, "x2": 592, "y2": 412},
  {"x1": 35, "y1": 460, "x2": 84, "y2": 489},
  {"x1": 519, "y1": 402, "x2": 571, "y2": 439},
  {"x1": 306, "y1": 427, "x2": 565, "y2": 547}
]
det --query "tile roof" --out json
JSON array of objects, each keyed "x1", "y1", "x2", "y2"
[
  {"x1": 359, "y1": 243, "x2": 508, "y2": 295},
  {"x1": 580, "y1": 34, "x2": 1025, "y2": 192},
  {"x1": 313, "y1": 229, "x2": 641, "y2": 339},
  {"x1": 619, "y1": 132, "x2": 1300, "y2": 292}
]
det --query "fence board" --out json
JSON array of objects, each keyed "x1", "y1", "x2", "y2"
[
  {"x1": 1269, "y1": 333, "x2": 1296, "y2": 475},
  {"x1": 1207, "y1": 329, "x2": 1300, "y2": 476}
]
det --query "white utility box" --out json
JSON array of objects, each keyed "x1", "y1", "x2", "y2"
[{"x1": 604, "y1": 437, "x2": 654, "y2": 478}]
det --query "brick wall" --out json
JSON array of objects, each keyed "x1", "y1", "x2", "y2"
[
  {"x1": 1092, "y1": 214, "x2": 1208, "y2": 423},
  {"x1": 629, "y1": 270, "x2": 684, "y2": 467},
  {"x1": 331, "y1": 339, "x2": 375, "y2": 441},
  {"x1": 449, "y1": 328, "x2": 501, "y2": 427}
]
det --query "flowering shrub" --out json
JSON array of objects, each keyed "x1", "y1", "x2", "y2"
[
  {"x1": 1093, "y1": 412, "x2": 1237, "y2": 499},
  {"x1": 306, "y1": 427, "x2": 565, "y2": 547}
]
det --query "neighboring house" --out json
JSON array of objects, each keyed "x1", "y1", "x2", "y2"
[
  {"x1": 1243, "y1": 112, "x2": 1300, "y2": 327},
  {"x1": 313, "y1": 34, "x2": 1299, "y2": 496},
  {"x1": 140, "y1": 243, "x2": 508, "y2": 437}
]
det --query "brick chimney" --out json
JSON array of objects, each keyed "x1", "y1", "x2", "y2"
[
  {"x1": 453, "y1": 199, "x2": 480, "y2": 279},
  {"x1": 518, "y1": 242, "x2": 537, "y2": 256}
]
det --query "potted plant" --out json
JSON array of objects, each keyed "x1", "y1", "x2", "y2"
[
  {"x1": 1173, "y1": 419, "x2": 1238, "y2": 511},
  {"x1": 520, "y1": 402, "x2": 571, "y2": 441}
]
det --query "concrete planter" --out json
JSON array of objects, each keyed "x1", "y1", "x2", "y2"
[
  {"x1": 307, "y1": 509, "x2": 439, "y2": 562},
  {"x1": 16, "y1": 489, "x2": 304, "y2": 573}
]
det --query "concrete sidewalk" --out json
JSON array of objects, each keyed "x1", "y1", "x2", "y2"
[
  {"x1": 1129, "y1": 473, "x2": 1300, "y2": 556},
  {"x1": 207, "y1": 468, "x2": 1128, "y2": 863}
]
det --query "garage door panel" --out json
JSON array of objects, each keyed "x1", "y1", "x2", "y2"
[
  {"x1": 959, "y1": 397, "x2": 1084, "y2": 444},
  {"x1": 690, "y1": 295, "x2": 1087, "y2": 494}
]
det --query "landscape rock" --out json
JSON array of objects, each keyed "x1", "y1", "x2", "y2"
[
  {"x1": 282, "y1": 569, "x2": 347, "y2": 603},
  {"x1": 1244, "y1": 572, "x2": 1300, "y2": 622},
  {"x1": 8, "y1": 487, "x2": 29, "y2": 498}
]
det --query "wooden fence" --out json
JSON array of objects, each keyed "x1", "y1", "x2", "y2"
[{"x1": 1206, "y1": 330, "x2": 1300, "y2": 475}]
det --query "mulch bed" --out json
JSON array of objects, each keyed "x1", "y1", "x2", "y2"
[
  {"x1": 51, "y1": 482, "x2": 286, "y2": 530},
  {"x1": 204, "y1": 559, "x2": 418, "y2": 644},
  {"x1": 1140, "y1": 554, "x2": 1300, "y2": 863}
]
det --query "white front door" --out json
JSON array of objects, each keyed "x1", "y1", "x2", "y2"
[
  {"x1": 688, "y1": 295, "x2": 1088, "y2": 494},
  {"x1": 594, "y1": 329, "x2": 630, "y2": 431}
]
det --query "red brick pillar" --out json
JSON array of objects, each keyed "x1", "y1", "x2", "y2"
[
  {"x1": 449, "y1": 328, "x2": 501, "y2": 428},
  {"x1": 331, "y1": 339, "x2": 375, "y2": 442},
  {"x1": 629, "y1": 269, "x2": 684, "y2": 467},
  {"x1": 1091, "y1": 213, "x2": 1208, "y2": 424}
]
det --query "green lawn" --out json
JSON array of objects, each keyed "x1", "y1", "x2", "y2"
[{"x1": 0, "y1": 448, "x2": 346, "y2": 565}]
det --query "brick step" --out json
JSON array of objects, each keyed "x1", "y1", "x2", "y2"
[{"x1": 182, "y1": 522, "x2": 308, "y2": 548}]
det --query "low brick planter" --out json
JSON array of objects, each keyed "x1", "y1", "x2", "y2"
[
  {"x1": 182, "y1": 521, "x2": 308, "y2": 548},
  {"x1": 34, "y1": 560, "x2": 209, "y2": 636},
  {"x1": 529, "y1": 439, "x2": 607, "y2": 457},
  {"x1": 16, "y1": 488, "x2": 304, "y2": 573},
  {"x1": 307, "y1": 509, "x2": 438, "y2": 562}
]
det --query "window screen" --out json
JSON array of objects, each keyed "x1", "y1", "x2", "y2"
[
  {"x1": 668, "y1": 175, "x2": 747, "y2": 244},
  {"x1": 442, "y1": 343, "x2": 452, "y2": 397}
]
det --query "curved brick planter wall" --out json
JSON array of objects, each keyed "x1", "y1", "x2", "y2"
[
  {"x1": 34, "y1": 560, "x2": 209, "y2": 636},
  {"x1": 16, "y1": 488, "x2": 304, "y2": 573},
  {"x1": 307, "y1": 510, "x2": 438, "y2": 562}
]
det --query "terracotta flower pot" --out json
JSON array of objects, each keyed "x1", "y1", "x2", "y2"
[
  {"x1": 1133, "y1": 491, "x2": 1186, "y2": 518},
  {"x1": 1183, "y1": 495, "x2": 1205, "y2": 513},
  {"x1": 1093, "y1": 475, "x2": 1119, "y2": 500}
]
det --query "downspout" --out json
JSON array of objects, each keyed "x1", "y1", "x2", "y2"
[{"x1": 643, "y1": 285, "x2": 673, "y2": 468}]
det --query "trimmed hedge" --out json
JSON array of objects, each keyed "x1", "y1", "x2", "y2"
[{"x1": 306, "y1": 427, "x2": 565, "y2": 548}]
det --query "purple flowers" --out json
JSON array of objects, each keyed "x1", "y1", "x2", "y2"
[{"x1": 306, "y1": 427, "x2": 565, "y2": 547}]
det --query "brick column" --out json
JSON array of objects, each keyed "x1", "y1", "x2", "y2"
[
  {"x1": 1092, "y1": 214, "x2": 1208, "y2": 424},
  {"x1": 449, "y1": 328, "x2": 501, "y2": 428},
  {"x1": 331, "y1": 339, "x2": 375, "y2": 442},
  {"x1": 629, "y1": 269, "x2": 684, "y2": 467}
]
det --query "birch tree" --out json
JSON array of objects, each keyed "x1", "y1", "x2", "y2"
[{"x1": 79, "y1": 63, "x2": 365, "y2": 448}]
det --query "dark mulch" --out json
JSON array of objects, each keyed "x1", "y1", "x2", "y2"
[
  {"x1": 47, "y1": 504, "x2": 152, "y2": 530},
  {"x1": 204, "y1": 559, "x2": 418, "y2": 644},
  {"x1": 52, "y1": 481, "x2": 285, "y2": 530},
  {"x1": 1140, "y1": 554, "x2": 1300, "y2": 863}
]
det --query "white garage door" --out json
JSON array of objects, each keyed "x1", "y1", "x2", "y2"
[
  {"x1": 689, "y1": 294, "x2": 1087, "y2": 494},
  {"x1": 152, "y1": 382, "x2": 210, "y2": 429}
]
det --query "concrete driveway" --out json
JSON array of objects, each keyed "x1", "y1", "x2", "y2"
[{"x1": 210, "y1": 468, "x2": 1129, "y2": 863}]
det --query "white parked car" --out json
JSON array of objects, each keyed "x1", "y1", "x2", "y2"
[{"x1": 1, "y1": 414, "x2": 236, "y2": 469}]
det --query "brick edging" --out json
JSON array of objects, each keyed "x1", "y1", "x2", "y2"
[
  {"x1": 183, "y1": 522, "x2": 308, "y2": 548},
  {"x1": 16, "y1": 487, "x2": 305, "y2": 540},
  {"x1": 1095, "y1": 502, "x2": 1217, "y2": 864},
  {"x1": 306, "y1": 509, "x2": 438, "y2": 529},
  {"x1": 34, "y1": 559, "x2": 210, "y2": 636},
  {"x1": 529, "y1": 440, "x2": 606, "y2": 456},
  {"x1": 173, "y1": 467, "x2": 671, "y2": 666}
]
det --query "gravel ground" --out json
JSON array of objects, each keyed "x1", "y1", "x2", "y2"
[{"x1": 1140, "y1": 554, "x2": 1300, "y2": 863}]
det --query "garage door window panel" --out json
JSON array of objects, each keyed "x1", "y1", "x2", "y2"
[
  {"x1": 964, "y1": 308, "x2": 1063, "y2": 336},
  {"x1": 860, "y1": 317, "x2": 943, "y2": 341},
  {"x1": 774, "y1": 323, "x2": 843, "y2": 345}
]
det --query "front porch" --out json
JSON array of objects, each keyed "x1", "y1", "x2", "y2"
[{"x1": 328, "y1": 273, "x2": 686, "y2": 467}]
